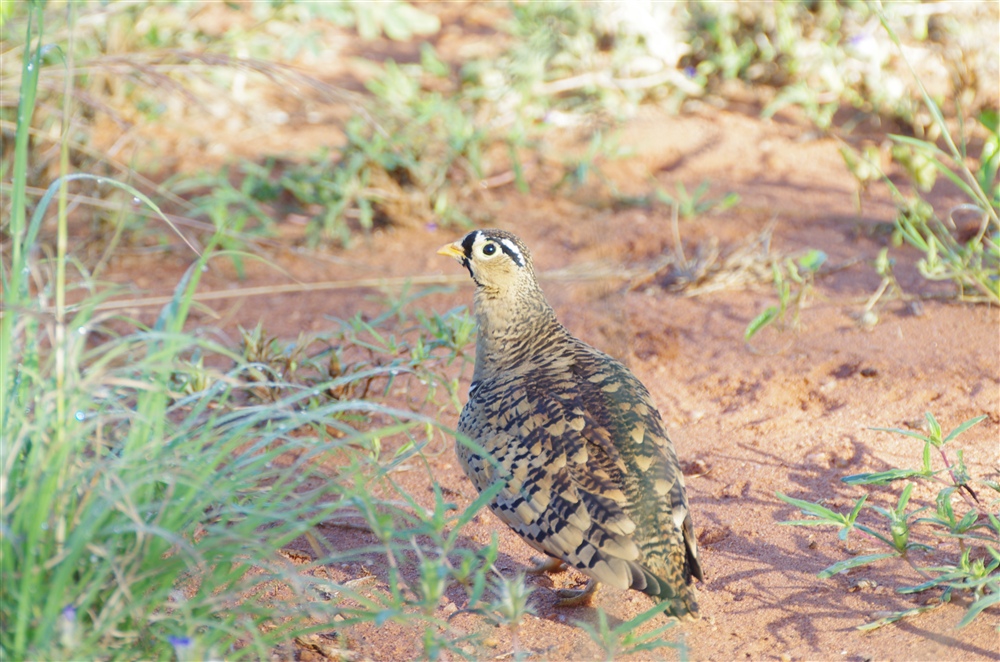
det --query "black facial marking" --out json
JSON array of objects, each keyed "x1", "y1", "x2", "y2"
[
  {"x1": 461, "y1": 231, "x2": 478, "y2": 258},
  {"x1": 497, "y1": 241, "x2": 524, "y2": 267}
]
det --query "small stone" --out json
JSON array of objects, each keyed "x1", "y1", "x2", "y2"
[
  {"x1": 721, "y1": 481, "x2": 749, "y2": 498},
  {"x1": 682, "y1": 459, "x2": 710, "y2": 475},
  {"x1": 859, "y1": 310, "x2": 878, "y2": 329},
  {"x1": 484, "y1": 638, "x2": 499, "y2": 648},
  {"x1": 849, "y1": 579, "x2": 878, "y2": 592},
  {"x1": 779, "y1": 654, "x2": 792, "y2": 662}
]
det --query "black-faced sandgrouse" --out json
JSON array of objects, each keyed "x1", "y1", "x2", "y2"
[{"x1": 438, "y1": 229, "x2": 702, "y2": 619}]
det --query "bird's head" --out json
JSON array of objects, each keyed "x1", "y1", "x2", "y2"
[{"x1": 437, "y1": 229, "x2": 537, "y2": 297}]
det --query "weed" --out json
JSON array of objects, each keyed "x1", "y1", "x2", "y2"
[
  {"x1": 655, "y1": 179, "x2": 741, "y2": 220},
  {"x1": 839, "y1": 8, "x2": 998, "y2": 308},
  {"x1": 778, "y1": 413, "x2": 998, "y2": 630},
  {"x1": 576, "y1": 601, "x2": 685, "y2": 661},
  {"x1": 883, "y1": 5, "x2": 998, "y2": 303},
  {"x1": 488, "y1": 572, "x2": 535, "y2": 657},
  {"x1": 744, "y1": 248, "x2": 827, "y2": 341},
  {"x1": 856, "y1": 247, "x2": 905, "y2": 329},
  {"x1": 883, "y1": 111, "x2": 1000, "y2": 303},
  {"x1": 843, "y1": 97, "x2": 999, "y2": 306}
]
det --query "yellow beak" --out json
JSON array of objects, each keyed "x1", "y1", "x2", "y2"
[{"x1": 436, "y1": 241, "x2": 465, "y2": 260}]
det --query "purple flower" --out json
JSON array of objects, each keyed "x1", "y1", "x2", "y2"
[
  {"x1": 684, "y1": 66, "x2": 696, "y2": 78},
  {"x1": 59, "y1": 606, "x2": 78, "y2": 648},
  {"x1": 168, "y1": 635, "x2": 193, "y2": 658}
]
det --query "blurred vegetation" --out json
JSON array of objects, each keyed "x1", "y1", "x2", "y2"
[{"x1": 3, "y1": 1, "x2": 996, "y2": 253}]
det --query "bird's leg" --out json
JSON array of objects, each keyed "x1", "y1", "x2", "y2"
[
  {"x1": 526, "y1": 556, "x2": 567, "y2": 574},
  {"x1": 554, "y1": 579, "x2": 600, "y2": 607}
]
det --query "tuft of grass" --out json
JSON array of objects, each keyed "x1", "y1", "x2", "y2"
[
  {"x1": 880, "y1": 108, "x2": 999, "y2": 304},
  {"x1": 654, "y1": 179, "x2": 741, "y2": 220},
  {"x1": 576, "y1": 602, "x2": 685, "y2": 661},
  {"x1": 778, "y1": 412, "x2": 998, "y2": 630},
  {"x1": 744, "y1": 248, "x2": 827, "y2": 341},
  {"x1": 839, "y1": 7, "x2": 998, "y2": 308}
]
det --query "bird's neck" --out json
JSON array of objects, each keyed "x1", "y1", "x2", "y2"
[{"x1": 472, "y1": 287, "x2": 565, "y2": 382}]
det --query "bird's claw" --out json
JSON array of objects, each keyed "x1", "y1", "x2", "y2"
[
  {"x1": 554, "y1": 580, "x2": 599, "y2": 607},
  {"x1": 527, "y1": 556, "x2": 567, "y2": 575}
]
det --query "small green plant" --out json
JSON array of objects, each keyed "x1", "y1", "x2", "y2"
[
  {"x1": 884, "y1": 110, "x2": 1000, "y2": 303},
  {"x1": 294, "y1": 0, "x2": 441, "y2": 42},
  {"x1": 175, "y1": 162, "x2": 285, "y2": 276},
  {"x1": 744, "y1": 248, "x2": 827, "y2": 340},
  {"x1": 488, "y1": 572, "x2": 535, "y2": 657},
  {"x1": 778, "y1": 413, "x2": 998, "y2": 630},
  {"x1": 576, "y1": 602, "x2": 685, "y2": 661},
  {"x1": 863, "y1": 103, "x2": 1000, "y2": 306},
  {"x1": 836, "y1": 9, "x2": 1000, "y2": 305},
  {"x1": 655, "y1": 179, "x2": 741, "y2": 220},
  {"x1": 840, "y1": 142, "x2": 885, "y2": 214},
  {"x1": 856, "y1": 247, "x2": 905, "y2": 328},
  {"x1": 557, "y1": 130, "x2": 631, "y2": 194}
]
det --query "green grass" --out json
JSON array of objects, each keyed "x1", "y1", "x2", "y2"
[
  {"x1": 778, "y1": 412, "x2": 998, "y2": 631},
  {"x1": 744, "y1": 248, "x2": 828, "y2": 341},
  {"x1": 840, "y1": 86, "x2": 998, "y2": 307}
]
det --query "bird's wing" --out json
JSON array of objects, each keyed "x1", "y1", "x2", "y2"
[
  {"x1": 569, "y1": 348, "x2": 703, "y2": 591},
  {"x1": 459, "y1": 347, "x2": 701, "y2": 606}
]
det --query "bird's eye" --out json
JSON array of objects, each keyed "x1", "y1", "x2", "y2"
[{"x1": 482, "y1": 243, "x2": 497, "y2": 256}]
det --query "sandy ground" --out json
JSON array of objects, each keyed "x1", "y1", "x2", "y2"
[{"x1": 96, "y1": 99, "x2": 1000, "y2": 661}]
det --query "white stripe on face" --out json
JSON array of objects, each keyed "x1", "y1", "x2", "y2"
[
  {"x1": 461, "y1": 230, "x2": 484, "y2": 259},
  {"x1": 499, "y1": 237, "x2": 524, "y2": 266}
]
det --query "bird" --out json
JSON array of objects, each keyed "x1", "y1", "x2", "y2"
[{"x1": 437, "y1": 228, "x2": 703, "y2": 619}]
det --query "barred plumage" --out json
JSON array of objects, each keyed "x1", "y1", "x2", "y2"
[{"x1": 438, "y1": 229, "x2": 702, "y2": 619}]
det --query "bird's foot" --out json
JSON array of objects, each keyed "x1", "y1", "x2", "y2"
[
  {"x1": 554, "y1": 580, "x2": 600, "y2": 607},
  {"x1": 527, "y1": 556, "x2": 567, "y2": 575}
]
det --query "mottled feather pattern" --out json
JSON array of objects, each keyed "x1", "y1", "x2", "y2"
[
  {"x1": 440, "y1": 229, "x2": 702, "y2": 619},
  {"x1": 458, "y1": 333, "x2": 702, "y2": 617}
]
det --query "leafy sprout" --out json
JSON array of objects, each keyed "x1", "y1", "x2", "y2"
[{"x1": 778, "y1": 413, "x2": 997, "y2": 630}]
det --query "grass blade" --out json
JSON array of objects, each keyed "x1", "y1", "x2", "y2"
[{"x1": 817, "y1": 553, "x2": 897, "y2": 579}]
